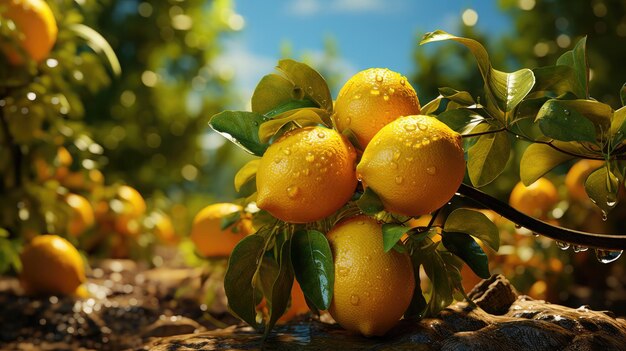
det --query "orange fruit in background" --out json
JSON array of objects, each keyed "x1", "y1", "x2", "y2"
[
  {"x1": 65, "y1": 193, "x2": 95, "y2": 237},
  {"x1": 333, "y1": 68, "x2": 421, "y2": 148},
  {"x1": 190, "y1": 203, "x2": 254, "y2": 258},
  {"x1": 258, "y1": 280, "x2": 310, "y2": 324},
  {"x1": 63, "y1": 169, "x2": 105, "y2": 190},
  {"x1": 509, "y1": 177, "x2": 559, "y2": 219},
  {"x1": 0, "y1": 0, "x2": 58, "y2": 64},
  {"x1": 150, "y1": 211, "x2": 177, "y2": 245},
  {"x1": 357, "y1": 115, "x2": 465, "y2": 217},
  {"x1": 326, "y1": 215, "x2": 415, "y2": 337},
  {"x1": 20, "y1": 234, "x2": 86, "y2": 295},
  {"x1": 114, "y1": 185, "x2": 147, "y2": 236},
  {"x1": 34, "y1": 146, "x2": 72, "y2": 181},
  {"x1": 256, "y1": 126, "x2": 357, "y2": 223},
  {"x1": 565, "y1": 159, "x2": 604, "y2": 202}
]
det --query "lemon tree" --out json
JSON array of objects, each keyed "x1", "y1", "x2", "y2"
[{"x1": 207, "y1": 30, "x2": 626, "y2": 337}]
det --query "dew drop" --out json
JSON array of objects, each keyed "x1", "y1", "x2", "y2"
[
  {"x1": 350, "y1": 294, "x2": 360, "y2": 306},
  {"x1": 376, "y1": 74, "x2": 383, "y2": 82},
  {"x1": 572, "y1": 245, "x2": 588, "y2": 253},
  {"x1": 315, "y1": 176, "x2": 322, "y2": 182},
  {"x1": 345, "y1": 117, "x2": 351, "y2": 125},
  {"x1": 383, "y1": 95, "x2": 390, "y2": 101},
  {"x1": 595, "y1": 249, "x2": 623, "y2": 263},
  {"x1": 393, "y1": 151, "x2": 401, "y2": 161},
  {"x1": 533, "y1": 233, "x2": 540, "y2": 238},
  {"x1": 399, "y1": 79, "x2": 406, "y2": 85},
  {"x1": 388, "y1": 87, "x2": 395, "y2": 94},
  {"x1": 317, "y1": 131, "x2": 326, "y2": 139},
  {"x1": 563, "y1": 109, "x2": 570, "y2": 116},
  {"x1": 306, "y1": 86, "x2": 314, "y2": 94},
  {"x1": 601, "y1": 211, "x2": 608, "y2": 221},
  {"x1": 404, "y1": 123, "x2": 417, "y2": 131},
  {"x1": 422, "y1": 139, "x2": 431, "y2": 146},
  {"x1": 282, "y1": 148, "x2": 291, "y2": 155},
  {"x1": 338, "y1": 267, "x2": 349, "y2": 276},
  {"x1": 287, "y1": 186, "x2": 300, "y2": 199},
  {"x1": 395, "y1": 175, "x2": 403, "y2": 184},
  {"x1": 514, "y1": 224, "x2": 522, "y2": 229},
  {"x1": 353, "y1": 93, "x2": 362, "y2": 100},
  {"x1": 273, "y1": 157, "x2": 282, "y2": 164},
  {"x1": 556, "y1": 241, "x2": 570, "y2": 250},
  {"x1": 306, "y1": 153, "x2": 315, "y2": 162},
  {"x1": 370, "y1": 88, "x2": 380, "y2": 96},
  {"x1": 426, "y1": 166, "x2": 437, "y2": 175},
  {"x1": 390, "y1": 161, "x2": 398, "y2": 169},
  {"x1": 357, "y1": 220, "x2": 365, "y2": 225},
  {"x1": 417, "y1": 122, "x2": 428, "y2": 131},
  {"x1": 606, "y1": 194, "x2": 617, "y2": 208}
]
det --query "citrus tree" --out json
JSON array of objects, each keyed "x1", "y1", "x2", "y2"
[
  {"x1": 206, "y1": 29, "x2": 626, "y2": 337},
  {"x1": 0, "y1": 0, "x2": 168, "y2": 280}
]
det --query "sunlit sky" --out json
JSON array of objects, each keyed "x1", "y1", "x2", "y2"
[{"x1": 218, "y1": 0, "x2": 513, "y2": 108}]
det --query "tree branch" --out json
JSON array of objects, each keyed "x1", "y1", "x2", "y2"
[{"x1": 456, "y1": 183, "x2": 626, "y2": 250}]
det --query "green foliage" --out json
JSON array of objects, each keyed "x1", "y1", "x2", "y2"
[
  {"x1": 356, "y1": 188, "x2": 384, "y2": 216},
  {"x1": 291, "y1": 230, "x2": 334, "y2": 310}
]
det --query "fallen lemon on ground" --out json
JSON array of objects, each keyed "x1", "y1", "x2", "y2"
[
  {"x1": 333, "y1": 68, "x2": 421, "y2": 148},
  {"x1": 357, "y1": 115, "x2": 465, "y2": 217},
  {"x1": 20, "y1": 234, "x2": 86, "y2": 295},
  {"x1": 190, "y1": 203, "x2": 254, "y2": 257},
  {"x1": 0, "y1": 0, "x2": 58, "y2": 64},
  {"x1": 327, "y1": 215, "x2": 415, "y2": 337},
  {"x1": 256, "y1": 126, "x2": 357, "y2": 223}
]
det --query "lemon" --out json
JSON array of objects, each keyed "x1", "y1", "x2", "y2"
[
  {"x1": 357, "y1": 115, "x2": 465, "y2": 216},
  {"x1": 327, "y1": 215, "x2": 415, "y2": 336},
  {"x1": 256, "y1": 126, "x2": 357, "y2": 223}
]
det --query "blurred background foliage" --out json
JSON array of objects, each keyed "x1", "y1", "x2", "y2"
[{"x1": 1, "y1": 0, "x2": 626, "y2": 312}]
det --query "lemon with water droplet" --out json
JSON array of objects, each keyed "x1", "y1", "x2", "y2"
[
  {"x1": 333, "y1": 68, "x2": 421, "y2": 148},
  {"x1": 256, "y1": 126, "x2": 357, "y2": 223},
  {"x1": 357, "y1": 115, "x2": 465, "y2": 216},
  {"x1": 326, "y1": 215, "x2": 414, "y2": 337}
]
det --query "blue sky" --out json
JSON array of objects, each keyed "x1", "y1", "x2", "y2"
[{"x1": 216, "y1": 0, "x2": 513, "y2": 109}]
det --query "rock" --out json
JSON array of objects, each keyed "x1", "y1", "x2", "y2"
[
  {"x1": 141, "y1": 315, "x2": 204, "y2": 338},
  {"x1": 144, "y1": 275, "x2": 626, "y2": 351}
]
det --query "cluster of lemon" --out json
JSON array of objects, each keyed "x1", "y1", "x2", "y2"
[{"x1": 192, "y1": 68, "x2": 466, "y2": 336}]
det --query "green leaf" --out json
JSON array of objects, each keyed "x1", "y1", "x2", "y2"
[
  {"x1": 437, "y1": 109, "x2": 483, "y2": 133},
  {"x1": 442, "y1": 232, "x2": 490, "y2": 279},
  {"x1": 68, "y1": 24, "x2": 121, "y2": 77},
  {"x1": 251, "y1": 74, "x2": 299, "y2": 115},
  {"x1": 257, "y1": 257, "x2": 280, "y2": 299},
  {"x1": 224, "y1": 235, "x2": 266, "y2": 328},
  {"x1": 258, "y1": 108, "x2": 327, "y2": 143},
  {"x1": 585, "y1": 165, "x2": 622, "y2": 214},
  {"x1": 520, "y1": 143, "x2": 575, "y2": 186},
  {"x1": 220, "y1": 211, "x2": 241, "y2": 231},
  {"x1": 291, "y1": 230, "x2": 334, "y2": 310},
  {"x1": 444, "y1": 208, "x2": 499, "y2": 251},
  {"x1": 234, "y1": 159, "x2": 259, "y2": 192},
  {"x1": 421, "y1": 95, "x2": 443, "y2": 115},
  {"x1": 356, "y1": 188, "x2": 384, "y2": 215},
  {"x1": 420, "y1": 30, "x2": 535, "y2": 114},
  {"x1": 421, "y1": 243, "x2": 454, "y2": 316},
  {"x1": 621, "y1": 83, "x2": 626, "y2": 107},
  {"x1": 264, "y1": 99, "x2": 320, "y2": 118},
  {"x1": 438, "y1": 87, "x2": 475, "y2": 106},
  {"x1": 209, "y1": 111, "x2": 268, "y2": 156},
  {"x1": 531, "y1": 65, "x2": 579, "y2": 96},
  {"x1": 610, "y1": 106, "x2": 626, "y2": 144},
  {"x1": 265, "y1": 239, "x2": 295, "y2": 338},
  {"x1": 277, "y1": 59, "x2": 333, "y2": 112},
  {"x1": 467, "y1": 123, "x2": 511, "y2": 187},
  {"x1": 556, "y1": 36, "x2": 588, "y2": 98},
  {"x1": 382, "y1": 224, "x2": 409, "y2": 253},
  {"x1": 536, "y1": 100, "x2": 598, "y2": 143}
]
